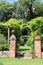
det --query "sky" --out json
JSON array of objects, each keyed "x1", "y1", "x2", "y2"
[
  {"x1": 41, "y1": 0, "x2": 43, "y2": 2},
  {"x1": 6, "y1": 0, "x2": 18, "y2": 3},
  {"x1": 6, "y1": 0, "x2": 43, "y2": 3}
]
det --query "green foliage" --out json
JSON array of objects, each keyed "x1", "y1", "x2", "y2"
[
  {"x1": 33, "y1": 3, "x2": 43, "y2": 16},
  {"x1": 0, "y1": 34, "x2": 9, "y2": 51},
  {"x1": 0, "y1": 19, "x2": 21, "y2": 43},
  {"x1": 0, "y1": 1, "x2": 17, "y2": 21},
  {"x1": 20, "y1": 37, "x2": 24, "y2": 46},
  {"x1": 28, "y1": 17, "x2": 43, "y2": 34},
  {"x1": 0, "y1": 17, "x2": 43, "y2": 51},
  {"x1": 0, "y1": 43, "x2": 9, "y2": 51},
  {"x1": 26, "y1": 31, "x2": 36, "y2": 46},
  {"x1": 19, "y1": 46, "x2": 32, "y2": 52},
  {"x1": 17, "y1": 0, "x2": 41, "y2": 20},
  {"x1": 0, "y1": 19, "x2": 22, "y2": 51},
  {"x1": 0, "y1": 0, "x2": 42, "y2": 22},
  {"x1": 5, "y1": 19, "x2": 19, "y2": 26},
  {"x1": 27, "y1": 17, "x2": 43, "y2": 49}
]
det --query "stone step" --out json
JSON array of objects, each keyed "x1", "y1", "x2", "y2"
[
  {"x1": 24, "y1": 54, "x2": 32, "y2": 57},
  {"x1": 19, "y1": 52, "x2": 32, "y2": 58}
]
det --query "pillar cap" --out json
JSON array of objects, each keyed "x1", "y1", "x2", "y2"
[
  {"x1": 9, "y1": 34, "x2": 16, "y2": 41},
  {"x1": 35, "y1": 35, "x2": 41, "y2": 40}
]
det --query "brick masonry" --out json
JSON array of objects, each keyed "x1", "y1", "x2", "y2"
[
  {"x1": 9, "y1": 34, "x2": 16, "y2": 58},
  {"x1": 34, "y1": 35, "x2": 41, "y2": 58},
  {"x1": 0, "y1": 35, "x2": 42, "y2": 59}
]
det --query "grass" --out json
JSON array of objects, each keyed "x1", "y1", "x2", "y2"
[
  {"x1": 19, "y1": 46, "x2": 32, "y2": 52},
  {"x1": 0, "y1": 57, "x2": 43, "y2": 65}
]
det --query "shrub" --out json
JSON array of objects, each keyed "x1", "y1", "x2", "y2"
[
  {"x1": 0, "y1": 34, "x2": 9, "y2": 51},
  {"x1": 0, "y1": 43, "x2": 9, "y2": 51},
  {"x1": 20, "y1": 37, "x2": 24, "y2": 46},
  {"x1": 27, "y1": 17, "x2": 43, "y2": 47}
]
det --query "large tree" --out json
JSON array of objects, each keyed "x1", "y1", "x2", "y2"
[
  {"x1": 16, "y1": 0, "x2": 41, "y2": 20},
  {"x1": 0, "y1": 0, "x2": 43, "y2": 22},
  {"x1": 33, "y1": 3, "x2": 43, "y2": 17},
  {"x1": 0, "y1": 1, "x2": 17, "y2": 22}
]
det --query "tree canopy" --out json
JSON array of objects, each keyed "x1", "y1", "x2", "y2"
[{"x1": 0, "y1": 0, "x2": 43, "y2": 22}]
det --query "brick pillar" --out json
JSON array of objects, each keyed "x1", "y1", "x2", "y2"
[
  {"x1": 34, "y1": 35, "x2": 41, "y2": 58},
  {"x1": 9, "y1": 34, "x2": 16, "y2": 58}
]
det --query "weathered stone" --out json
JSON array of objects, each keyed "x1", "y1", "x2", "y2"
[
  {"x1": 9, "y1": 34, "x2": 16, "y2": 58},
  {"x1": 34, "y1": 35, "x2": 41, "y2": 58}
]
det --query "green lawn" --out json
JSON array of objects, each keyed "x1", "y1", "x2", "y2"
[
  {"x1": 0, "y1": 57, "x2": 43, "y2": 65},
  {"x1": 19, "y1": 46, "x2": 32, "y2": 52}
]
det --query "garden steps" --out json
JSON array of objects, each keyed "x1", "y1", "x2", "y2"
[
  {"x1": 23, "y1": 52, "x2": 32, "y2": 59},
  {"x1": 18, "y1": 52, "x2": 32, "y2": 59}
]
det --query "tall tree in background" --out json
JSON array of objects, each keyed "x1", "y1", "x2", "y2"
[
  {"x1": 33, "y1": 2, "x2": 43, "y2": 17},
  {"x1": 0, "y1": 0, "x2": 43, "y2": 22},
  {"x1": 0, "y1": 1, "x2": 17, "y2": 22},
  {"x1": 17, "y1": 0, "x2": 41, "y2": 20}
]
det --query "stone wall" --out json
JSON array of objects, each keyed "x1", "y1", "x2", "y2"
[
  {"x1": 0, "y1": 51, "x2": 43, "y2": 59},
  {"x1": 0, "y1": 51, "x2": 9, "y2": 57}
]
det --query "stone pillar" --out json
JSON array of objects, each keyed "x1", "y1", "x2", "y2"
[
  {"x1": 34, "y1": 35, "x2": 41, "y2": 58},
  {"x1": 9, "y1": 34, "x2": 16, "y2": 58}
]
